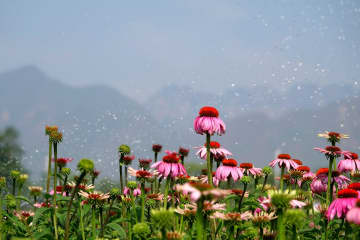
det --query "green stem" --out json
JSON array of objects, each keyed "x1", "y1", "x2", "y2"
[
  {"x1": 206, "y1": 133, "x2": 213, "y2": 187},
  {"x1": 196, "y1": 200, "x2": 205, "y2": 240},
  {"x1": 277, "y1": 210, "x2": 285, "y2": 240},
  {"x1": 12, "y1": 178, "x2": 16, "y2": 196},
  {"x1": 79, "y1": 201, "x2": 85, "y2": 240},
  {"x1": 64, "y1": 171, "x2": 86, "y2": 240},
  {"x1": 154, "y1": 152, "x2": 158, "y2": 192},
  {"x1": 53, "y1": 142, "x2": 58, "y2": 240},
  {"x1": 46, "y1": 141, "x2": 52, "y2": 193},
  {"x1": 125, "y1": 166, "x2": 128, "y2": 187},
  {"x1": 119, "y1": 157, "x2": 124, "y2": 193},
  {"x1": 280, "y1": 166, "x2": 285, "y2": 192},
  {"x1": 164, "y1": 177, "x2": 170, "y2": 209},
  {"x1": 141, "y1": 182, "x2": 145, "y2": 222},
  {"x1": 262, "y1": 175, "x2": 268, "y2": 191},
  {"x1": 180, "y1": 156, "x2": 184, "y2": 165},
  {"x1": 92, "y1": 205, "x2": 96, "y2": 239},
  {"x1": 100, "y1": 206, "x2": 104, "y2": 238},
  {"x1": 291, "y1": 225, "x2": 296, "y2": 240},
  {"x1": 327, "y1": 157, "x2": 334, "y2": 206},
  {"x1": 238, "y1": 183, "x2": 247, "y2": 211}
]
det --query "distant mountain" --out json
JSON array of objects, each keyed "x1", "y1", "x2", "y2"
[
  {"x1": 0, "y1": 66, "x2": 165, "y2": 177},
  {"x1": 0, "y1": 66, "x2": 359, "y2": 179}
]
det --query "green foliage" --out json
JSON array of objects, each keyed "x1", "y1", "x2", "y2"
[{"x1": 132, "y1": 222, "x2": 151, "y2": 239}]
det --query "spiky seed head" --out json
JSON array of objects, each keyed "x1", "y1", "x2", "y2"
[
  {"x1": 45, "y1": 125, "x2": 58, "y2": 135},
  {"x1": 132, "y1": 222, "x2": 151, "y2": 239},
  {"x1": 151, "y1": 208, "x2": 175, "y2": 230},
  {"x1": 61, "y1": 167, "x2": 71, "y2": 176},
  {"x1": 118, "y1": 144, "x2": 131, "y2": 155},
  {"x1": 284, "y1": 209, "x2": 306, "y2": 227},
  {"x1": 49, "y1": 131, "x2": 63, "y2": 144},
  {"x1": 10, "y1": 170, "x2": 20, "y2": 179},
  {"x1": 241, "y1": 176, "x2": 251, "y2": 185},
  {"x1": 77, "y1": 158, "x2": 94, "y2": 173},
  {"x1": 262, "y1": 166, "x2": 272, "y2": 175}
]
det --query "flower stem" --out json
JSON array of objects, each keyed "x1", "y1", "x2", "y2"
[
  {"x1": 79, "y1": 201, "x2": 85, "y2": 240},
  {"x1": 140, "y1": 182, "x2": 145, "y2": 222},
  {"x1": 12, "y1": 178, "x2": 16, "y2": 196},
  {"x1": 238, "y1": 182, "x2": 247, "y2": 211},
  {"x1": 291, "y1": 225, "x2": 297, "y2": 240},
  {"x1": 164, "y1": 177, "x2": 170, "y2": 209},
  {"x1": 206, "y1": 133, "x2": 213, "y2": 187},
  {"x1": 92, "y1": 205, "x2": 96, "y2": 239},
  {"x1": 125, "y1": 166, "x2": 128, "y2": 187},
  {"x1": 100, "y1": 206, "x2": 104, "y2": 238},
  {"x1": 46, "y1": 141, "x2": 52, "y2": 193},
  {"x1": 280, "y1": 166, "x2": 285, "y2": 192},
  {"x1": 119, "y1": 156, "x2": 124, "y2": 193},
  {"x1": 196, "y1": 200, "x2": 205, "y2": 240},
  {"x1": 277, "y1": 210, "x2": 285, "y2": 240},
  {"x1": 53, "y1": 142, "x2": 58, "y2": 240},
  {"x1": 327, "y1": 156, "x2": 334, "y2": 205},
  {"x1": 154, "y1": 152, "x2": 158, "y2": 192},
  {"x1": 64, "y1": 171, "x2": 86, "y2": 240}
]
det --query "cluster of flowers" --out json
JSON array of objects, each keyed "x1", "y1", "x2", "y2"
[{"x1": 1, "y1": 108, "x2": 360, "y2": 240}]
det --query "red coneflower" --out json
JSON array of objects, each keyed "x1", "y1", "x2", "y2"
[
  {"x1": 152, "y1": 144, "x2": 162, "y2": 153},
  {"x1": 269, "y1": 154, "x2": 298, "y2": 170},
  {"x1": 151, "y1": 151, "x2": 187, "y2": 178},
  {"x1": 292, "y1": 159, "x2": 303, "y2": 166},
  {"x1": 123, "y1": 155, "x2": 135, "y2": 165},
  {"x1": 297, "y1": 166, "x2": 310, "y2": 172},
  {"x1": 139, "y1": 158, "x2": 152, "y2": 169}
]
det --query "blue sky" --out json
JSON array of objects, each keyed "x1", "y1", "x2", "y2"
[{"x1": 1, "y1": 0, "x2": 359, "y2": 101}]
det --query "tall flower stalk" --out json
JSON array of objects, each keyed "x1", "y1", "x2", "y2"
[
  {"x1": 64, "y1": 158, "x2": 94, "y2": 240},
  {"x1": 49, "y1": 130, "x2": 62, "y2": 240},
  {"x1": 118, "y1": 144, "x2": 131, "y2": 193},
  {"x1": 45, "y1": 126, "x2": 57, "y2": 193}
]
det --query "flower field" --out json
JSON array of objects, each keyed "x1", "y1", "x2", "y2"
[{"x1": 1, "y1": 106, "x2": 360, "y2": 240}]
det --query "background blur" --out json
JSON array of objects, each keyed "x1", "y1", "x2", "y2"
[{"x1": 0, "y1": 1, "x2": 359, "y2": 181}]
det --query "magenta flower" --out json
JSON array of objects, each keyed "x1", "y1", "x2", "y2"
[
  {"x1": 290, "y1": 199, "x2": 306, "y2": 208},
  {"x1": 151, "y1": 151, "x2": 187, "y2": 178},
  {"x1": 326, "y1": 189, "x2": 358, "y2": 220},
  {"x1": 239, "y1": 163, "x2": 262, "y2": 177},
  {"x1": 258, "y1": 196, "x2": 271, "y2": 211},
  {"x1": 123, "y1": 186, "x2": 141, "y2": 196},
  {"x1": 175, "y1": 182, "x2": 231, "y2": 202},
  {"x1": 337, "y1": 152, "x2": 360, "y2": 172},
  {"x1": 194, "y1": 106, "x2": 225, "y2": 135},
  {"x1": 195, "y1": 141, "x2": 232, "y2": 160},
  {"x1": 269, "y1": 154, "x2": 298, "y2": 170},
  {"x1": 314, "y1": 146, "x2": 349, "y2": 159},
  {"x1": 346, "y1": 199, "x2": 360, "y2": 224},
  {"x1": 311, "y1": 168, "x2": 350, "y2": 194},
  {"x1": 215, "y1": 159, "x2": 243, "y2": 182}
]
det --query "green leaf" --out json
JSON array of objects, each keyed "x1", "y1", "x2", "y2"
[
  {"x1": 106, "y1": 222, "x2": 126, "y2": 238},
  {"x1": 15, "y1": 195, "x2": 32, "y2": 204},
  {"x1": 33, "y1": 207, "x2": 52, "y2": 225}
]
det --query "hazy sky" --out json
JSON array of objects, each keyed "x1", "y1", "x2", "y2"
[{"x1": 1, "y1": 0, "x2": 359, "y2": 101}]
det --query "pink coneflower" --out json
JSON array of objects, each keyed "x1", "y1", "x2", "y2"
[
  {"x1": 239, "y1": 163, "x2": 262, "y2": 177},
  {"x1": 314, "y1": 146, "x2": 348, "y2": 159},
  {"x1": 215, "y1": 159, "x2": 243, "y2": 182},
  {"x1": 337, "y1": 152, "x2": 360, "y2": 172},
  {"x1": 14, "y1": 211, "x2": 34, "y2": 221},
  {"x1": 175, "y1": 182, "x2": 231, "y2": 202},
  {"x1": 49, "y1": 186, "x2": 66, "y2": 196},
  {"x1": 292, "y1": 159, "x2": 303, "y2": 166},
  {"x1": 34, "y1": 202, "x2": 51, "y2": 208},
  {"x1": 195, "y1": 141, "x2": 232, "y2": 160},
  {"x1": 78, "y1": 191, "x2": 110, "y2": 205},
  {"x1": 122, "y1": 155, "x2": 135, "y2": 166},
  {"x1": 194, "y1": 106, "x2": 226, "y2": 135},
  {"x1": 257, "y1": 196, "x2": 271, "y2": 211},
  {"x1": 211, "y1": 211, "x2": 252, "y2": 221},
  {"x1": 269, "y1": 154, "x2": 298, "y2": 170},
  {"x1": 151, "y1": 151, "x2": 187, "y2": 178},
  {"x1": 52, "y1": 157, "x2": 72, "y2": 168},
  {"x1": 310, "y1": 168, "x2": 350, "y2": 194},
  {"x1": 326, "y1": 189, "x2": 358, "y2": 220},
  {"x1": 318, "y1": 131, "x2": 349, "y2": 144},
  {"x1": 123, "y1": 186, "x2": 141, "y2": 196},
  {"x1": 138, "y1": 158, "x2": 152, "y2": 169},
  {"x1": 346, "y1": 199, "x2": 360, "y2": 224},
  {"x1": 290, "y1": 199, "x2": 306, "y2": 208},
  {"x1": 296, "y1": 166, "x2": 315, "y2": 187},
  {"x1": 128, "y1": 167, "x2": 155, "y2": 181},
  {"x1": 200, "y1": 172, "x2": 220, "y2": 186}
]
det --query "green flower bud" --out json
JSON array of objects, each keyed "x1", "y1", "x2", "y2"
[
  {"x1": 284, "y1": 209, "x2": 306, "y2": 227},
  {"x1": 61, "y1": 167, "x2": 71, "y2": 176},
  {"x1": 151, "y1": 208, "x2": 175, "y2": 230},
  {"x1": 132, "y1": 222, "x2": 150, "y2": 239},
  {"x1": 127, "y1": 181, "x2": 137, "y2": 190},
  {"x1": 145, "y1": 198, "x2": 157, "y2": 209},
  {"x1": 18, "y1": 174, "x2": 28, "y2": 185},
  {"x1": 118, "y1": 144, "x2": 131, "y2": 155},
  {"x1": 5, "y1": 194, "x2": 16, "y2": 209},
  {"x1": 262, "y1": 166, "x2": 272, "y2": 175},
  {"x1": 271, "y1": 193, "x2": 292, "y2": 210},
  {"x1": 49, "y1": 131, "x2": 63, "y2": 144},
  {"x1": 77, "y1": 158, "x2": 94, "y2": 173},
  {"x1": 241, "y1": 176, "x2": 251, "y2": 185},
  {"x1": 110, "y1": 188, "x2": 120, "y2": 199},
  {"x1": 10, "y1": 170, "x2": 20, "y2": 179}
]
